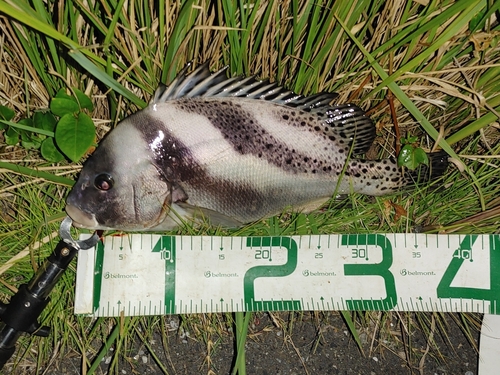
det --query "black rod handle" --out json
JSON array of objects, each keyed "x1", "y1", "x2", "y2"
[{"x1": 0, "y1": 240, "x2": 78, "y2": 370}]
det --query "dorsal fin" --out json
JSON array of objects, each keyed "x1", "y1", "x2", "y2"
[
  {"x1": 154, "y1": 62, "x2": 375, "y2": 155},
  {"x1": 154, "y1": 62, "x2": 339, "y2": 109}
]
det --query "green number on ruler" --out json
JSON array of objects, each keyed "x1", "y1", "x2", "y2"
[
  {"x1": 244, "y1": 237, "x2": 301, "y2": 311},
  {"x1": 437, "y1": 235, "x2": 500, "y2": 314},
  {"x1": 152, "y1": 236, "x2": 176, "y2": 314},
  {"x1": 341, "y1": 234, "x2": 397, "y2": 310}
]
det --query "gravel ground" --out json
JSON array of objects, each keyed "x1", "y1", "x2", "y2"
[{"x1": 32, "y1": 311, "x2": 480, "y2": 375}]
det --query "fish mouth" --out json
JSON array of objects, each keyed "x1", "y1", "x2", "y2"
[{"x1": 65, "y1": 204, "x2": 100, "y2": 229}]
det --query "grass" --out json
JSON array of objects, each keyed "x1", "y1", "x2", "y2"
[{"x1": 0, "y1": 0, "x2": 499, "y2": 373}]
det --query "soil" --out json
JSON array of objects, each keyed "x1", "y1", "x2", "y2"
[{"x1": 33, "y1": 311, "x2": 479, "y2": 375}]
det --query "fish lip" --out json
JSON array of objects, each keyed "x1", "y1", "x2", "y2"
[{"x1": 65, "y1": 204, "x2": 100, "y2": 229}]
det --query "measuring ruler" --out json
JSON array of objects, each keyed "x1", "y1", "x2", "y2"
[{"x1": 74, "y1": 233, "x2": 500, "y2": 317}]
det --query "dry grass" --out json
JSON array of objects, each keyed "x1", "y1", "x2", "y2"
[{"x1": 0, "y1": 0, "x2": 499, "y2": 373}]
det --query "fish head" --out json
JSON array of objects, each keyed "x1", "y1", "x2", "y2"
[{"x1": 65, "y1": 117, "x2": 172, "y2": 231}]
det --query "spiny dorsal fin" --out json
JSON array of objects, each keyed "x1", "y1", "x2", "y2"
[
  {"x1": 154, "y1": 62, "x2": 375, "y2": 155},
  {"x1": 154, "y1": 62, "x2": 338, "y2": 110}
]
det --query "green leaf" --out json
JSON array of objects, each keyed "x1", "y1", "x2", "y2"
[
  {"x1": 41, "y1": 137, "x2": 66, "y2": 162},
  {"x1": 55, "y1": 112, "x2": 95, "y2": 162},
  {"x1": 54, "y1": 88, "x2": 75, "y2": 101},
  {"x1": 50, "y1": 97, "x2": 80, "y2": 117},
  {"x1": 21, "y1": 130, "x2": 41, "y2": 149},
  {"x1": 73, "y1": 88, "x2": 94, "y2": 111},
  {"x1": 0, "y1": 106, "x2": 15, "y2": 122},
  {"x1": 18, "y1": 117, "x2": 33, "y2": 127},
  {"x1": 5, "y1": 126, "x2": 19, "y2": 145},
  {"x1": 397, "y1": 145, "x2": 429, "y2": 170},
  {"x1": 33, "y1": 111, "x2": 58, "y2": 132}
]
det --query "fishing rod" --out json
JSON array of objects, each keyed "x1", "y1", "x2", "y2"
[{"x1": 0, "y1": 217, "x2": 99, "y2": 370}]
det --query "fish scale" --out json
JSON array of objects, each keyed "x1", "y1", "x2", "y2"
[{"x1": 65, "y1": 63, "x2": 448, "y2": 231}]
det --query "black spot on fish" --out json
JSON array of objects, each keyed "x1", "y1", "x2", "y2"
[{"x1": 175, "y1": 98, "x2": 342, "y2": 175}]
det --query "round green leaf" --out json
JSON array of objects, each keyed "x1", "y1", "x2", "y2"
[
  {"x1": 5, "y1": 126, "x2": 19, "y2": 145},
  {"x1": 18, "y1": 118, "x2": 33, "y2": 127},
  {"x1": 397, "y1": 145, "x2": 429, "y2": 170},
  {"x1": 21, "y1": 130, "x2": 41, "y2": 149},
  {"x1": 0, "y1": 105, "x2": 15, "y2": 121},
  {"x1": 33, "y1": 111, "x2": 58, "y2": 132},
  {"x1": 41, "y1": 137, "x2": 66, "y2": 162},
  {"x1": 413, "y1": 148, "x2": 429, "y2": 166},
  {"x1": 55, "y1": 88, "x2": 75, "y2": 101},
  {"x1": 50, "y1": 97, "x2": 80, "y2": 117},
  {"x1": 55, "y1": 112, "x2": 95, "y2": 162},
  {"x1": 74, "y1": 88, "x2": 94, "y2": 111}
]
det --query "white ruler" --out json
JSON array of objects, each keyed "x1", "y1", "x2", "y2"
[{"x1": 74, "y1": 233, "x2": 500, "y2": 317}]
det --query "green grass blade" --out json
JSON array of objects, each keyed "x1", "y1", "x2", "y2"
[
  {"x1": 334, "y1": 16, "x2": 460, "y2": 160},
  {"x1": 231, "y1": 311, "x2": 251, "y2": 375},
  {"x1": 340, "y1": 311, "x2": 364, "y2": 354},
  {"x1": 446, "y1": 106, "x2": 500, "y2": 145},
  {"x1": 162, "y1": 0, "x2": 199, "y2": 83},
  {"x1": 0, "y1": 120, "x2": 54, "y2": 137},
  {"x1": 0, "y1": 162, "x2": 75, "y2": 186},
  {"x1": 367, "y1": 0, "x2": 486, "y2": 98},
  {"x1": 0, "y1": 1, "x2": 145, "y2": 107}
]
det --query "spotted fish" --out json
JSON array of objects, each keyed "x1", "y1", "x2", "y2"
[{"x1": 65, "y1": 62, "x2": 448, "y2": 231}]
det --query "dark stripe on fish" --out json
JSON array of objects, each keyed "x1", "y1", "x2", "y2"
[
  {"x1": 174, "y1": 98, "x2": 345, "y2": 176},
  {"x1": 131, "y1": 111, "x2": 270, "y2": 219}
]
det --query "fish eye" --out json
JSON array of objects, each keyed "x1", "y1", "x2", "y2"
[{"x1": 94, "y1": 174, "x2": 114, "y2": 191}]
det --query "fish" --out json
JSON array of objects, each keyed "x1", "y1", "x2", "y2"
[{"x1": 65, "y1": 62, "x2": 448, "y2": 231}]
